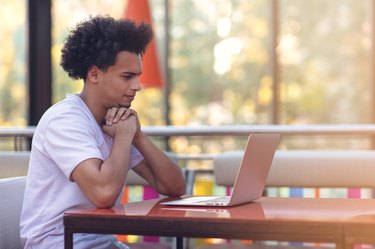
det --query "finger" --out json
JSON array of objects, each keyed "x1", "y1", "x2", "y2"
[
  {"x1": 105, "y1": 107, "x2": 119, "y2": 125},
  {"x1": 113, "y1": 107, "x2": 128, "y2": 123},
  {"x1": 120, "y1": 108, "x2": 134, "y2": 120}
]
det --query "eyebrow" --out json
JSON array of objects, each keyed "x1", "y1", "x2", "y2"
[{"x1": 121, "y1": 71, "x2": 142, "y2": 76}]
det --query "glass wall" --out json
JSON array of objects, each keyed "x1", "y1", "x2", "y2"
[
  {"x1": 0, "y1": 1, "x2": 27, "y2": 126},
  {"x1": 167, "y1": 0, "x2": 374, "y2": 154},
  {"x1": 0, "y1": 0, "x2": 374, "y2": 152},
  {"x1": 279, "y1": 0, "x2": 373, "y2": 149},
  {"x1": 280, "y1": 0, "x2": 372, "y2": 125},
  {"x1": 170, "y1": 0, "x2": 272, "y2": 126}
]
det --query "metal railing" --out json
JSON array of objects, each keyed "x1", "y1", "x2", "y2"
[
  {"x1": 2, "y1": 124, "x2": 375, "y2": 151},
  {"x1": 4, "y1": 124, "x2": 375, "y2": 137},
  {"x1": 2, "y1": 124, "x2": 375, "y2": 195}
]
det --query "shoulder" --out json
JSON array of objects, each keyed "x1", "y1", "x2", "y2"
[
  {"x1": 35, "y1": 94, "x2": 100, "y2": 140},
  {"x1": 47, "y1": 94, "x2": 90, "y2": 119},
  {"x1": 41, "y1": 95, "x2": 95, "y2": 127}
]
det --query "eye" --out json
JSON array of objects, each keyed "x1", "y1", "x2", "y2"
[{"x1": 123, "y1": 75, "x2": 133, "y2": 80}]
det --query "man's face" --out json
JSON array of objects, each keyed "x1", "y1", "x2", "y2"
[{"x1": 99, "y1": 51, "x2": 142, "y2": 108}]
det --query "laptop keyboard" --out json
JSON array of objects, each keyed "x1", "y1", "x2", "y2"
[{"x1": 197, "y1": 196, "x2": 230, "y2": 206}]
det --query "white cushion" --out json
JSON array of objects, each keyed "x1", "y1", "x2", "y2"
[
  {"x1": 214, "y1": 150, "x2": 375, "y2": 188},
  {"x1": 0, "y1": 152, "x2": 30, "y2": 179},
  {"x1": 0, "y1": 176, "x2": 26, "y2": 249},
  {"x1": 126, "y1": 170, "x2": 149, "y2": 186}
]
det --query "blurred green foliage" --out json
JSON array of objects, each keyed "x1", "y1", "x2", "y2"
[{"x1": 0, "y1": 0, "x2": 373, "y2": 151}]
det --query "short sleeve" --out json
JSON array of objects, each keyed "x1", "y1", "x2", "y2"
[{"x1": 43, "y1": 114, "x2": 102, "y2": 180}]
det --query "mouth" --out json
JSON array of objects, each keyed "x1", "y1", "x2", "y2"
[{"x1": 124, "y1": 95, "x2": 135, "y2": 101}]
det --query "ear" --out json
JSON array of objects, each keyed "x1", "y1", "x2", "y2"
[{"x1": 87, "y1": 65, "x2": 101, "y2": 83}]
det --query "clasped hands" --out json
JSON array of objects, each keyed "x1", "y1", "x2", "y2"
[{"x1": 102, "y1": 107, "x2": 141, "y2": 139}]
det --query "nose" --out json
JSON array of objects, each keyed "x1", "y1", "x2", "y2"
[{"x1": 132, "y1": 76, "x2": 142, "y2": 91}]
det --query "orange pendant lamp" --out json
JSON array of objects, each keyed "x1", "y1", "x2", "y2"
[{"x1": 124, "y1": 0, "x2": 164, "y2": 88}]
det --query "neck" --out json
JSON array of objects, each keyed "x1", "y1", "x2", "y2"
[{"x1": 79, "y1": 91, "x2": 106, "y2": 125}]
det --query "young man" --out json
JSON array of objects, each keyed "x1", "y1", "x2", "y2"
[{"x1": 20, "y1": 16, "x2": 186, "y2": 249}]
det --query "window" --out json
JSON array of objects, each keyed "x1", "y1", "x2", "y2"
[
  {"x1": 0, "y1": 1, "x2": 27, "y2": 127},
  {"x1": 1, "y1": 0, "x2": 373, "y2": 151}
]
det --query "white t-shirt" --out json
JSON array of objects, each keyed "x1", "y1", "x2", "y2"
[{"x1": 20, "y1": 94, "x2": 144, "y2": 249}]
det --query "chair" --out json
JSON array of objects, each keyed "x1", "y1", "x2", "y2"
[
  {"x1": 215, "y1": 150, "x2": 375, "y2": 189},
  {"x1": 0, "y1": 176, "x2": 26, "y2": 249},
  {"x1": 0, "y1": 151, "x2": 30, "y2": 179},
  {"x1": 0, "y1": 151, "x2": 177, "y2": 249}
]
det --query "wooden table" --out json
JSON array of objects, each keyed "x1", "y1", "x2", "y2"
[
  {"x1": 64, "y1": 197, "x2": 375, "y2": 249},
  {"x1": 345, "y1": 212, "x2": 375, "y2": 249}
]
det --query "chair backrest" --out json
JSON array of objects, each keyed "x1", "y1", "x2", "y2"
[
  {"x1": 126, "y1": 152, "x2": 180, "y2": 186},
  {"x1": 0, "y1": 176, "x2": 26, "y2": 249},
  {"x1": 126, "y1": 170, "x2": 149, "y2": 186},
  {"x1": 214, "y1": 150, "x2": 375, "y2": 189},
  {"x1": 0, "y1": 151, "x2": 179, "y2": 186},
  {"x1": 0, "y1": 152, "x2": 30, "y2": 179}
]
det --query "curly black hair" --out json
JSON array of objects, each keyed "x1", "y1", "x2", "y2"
[{"x1": 60, "y1": 15, "x2": 153, "y2": 80}]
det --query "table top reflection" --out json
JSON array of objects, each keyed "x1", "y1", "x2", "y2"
[
  {"x1": 64, "y1": 197, "x2": 375, "y2": 249},
  {"x1": 66, "y1": 196, "x2": 375, "y2": 221}
]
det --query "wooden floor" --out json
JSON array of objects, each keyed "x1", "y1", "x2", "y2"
[{"x1": 126, "y1": 242, "x2": 332, "y2": 249}]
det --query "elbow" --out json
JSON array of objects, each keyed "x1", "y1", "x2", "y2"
[
  {"x1": 159, "y1": 180, "x2": 186, "y2": 197},
  {"x1": 90, "y1": 188, "x2": 118, "y2": 208},
  {"x1": 93, "y1": 199, "x2": 116, "y2": 209}
]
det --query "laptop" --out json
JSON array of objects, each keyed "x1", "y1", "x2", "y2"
[{"x1": 160, "y1": 133, "x2": 280, "y2": 207}]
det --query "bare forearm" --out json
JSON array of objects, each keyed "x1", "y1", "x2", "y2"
[
  {"x1": 73, "y1": 133, "x2": 133, "y2": 208},
  {"x1": 99, "y1": 134, "x2": 133, "y2": 194},
  {"x1": 133, "y1": 132, "x2": 186, "y2": 196}
]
